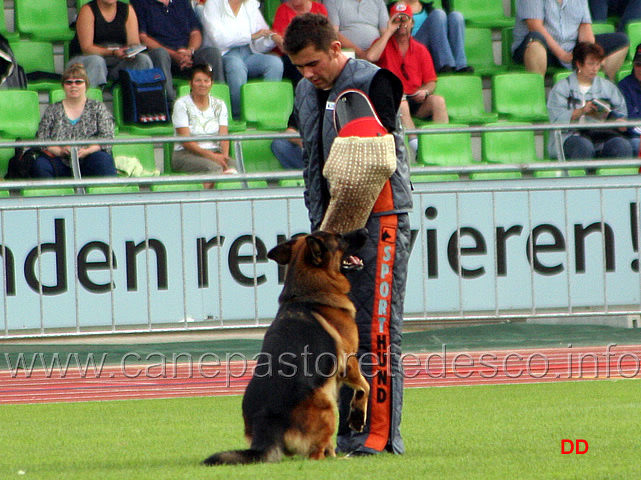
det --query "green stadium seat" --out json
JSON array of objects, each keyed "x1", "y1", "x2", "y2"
[
  {"x1": 215, "y1": 180, "x2": 269, "y2": 189},
  {"x1": 596, "y1": 167, "x2": 640, "y2": 176},
  {"x1": 150, "y1": 182, "x2": 204, "y2": 192},
  {"x1": 469, "y1": 122, "x2": 531, "y2": 179},
  {"x1": 592, "y1": 22, "x2": 616, "y2": 34},
  {"x1": 14, "y1": 0, "x2": 75, "y2": 43},
  {"x1": 9, "y1": 40, "x2": 60, "y2": 93},
  {"x1": 481, "y1": 122, "x2": 538, "y2": 164},
  {"x1": 240, "y1": 81, "x2": 294, "y2": 131},
  {"x1": 239, "y1": 135, "x2": 285, "y2": 173},
  {"x1": 451, "y1": 0, "x2": 514, "y2": 29},
  {"x1": 0, "y1": 90, "x2": 40, "y2": 138},
  {"x1": 464, "y1": 27, "x2": 508, "y2": 76},
  {"x1": 434, "y1": 75, "x2": 498, "y2": 124},
  {"x1": 278, "y1": 178, "x2": 305, "y2": 187},
  {"x1": 416, "y1": 123, "x2": 474, "y2": 181},
  {"x1": 411, "y1": 172, "x2": 460, "y2": 183},
  {"x1": 111, "y1": 137, "x2": 157, "y2": 173},
  {"x1": 21, "y1": 187, "x2": 76, "y2": 197},
  {"x1": 86, "y1": 185, "x2": 141, "y2": 194},
  {"x1": 492, "y1": 72, "x2": 549, "y2": 123}
]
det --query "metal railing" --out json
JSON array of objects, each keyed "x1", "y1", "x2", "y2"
[
  {"x1": 1, "y1": 122, "x2": 641, "y2": 338},
  {"x1": 2, "y1": 119, "x2": 641, "y2": 190}
]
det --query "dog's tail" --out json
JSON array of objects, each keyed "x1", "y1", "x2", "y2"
[
  {"x1": 202, "y1": 446, "x2": 282, "y2": 466},
  {"x1": 202, "y1": 419, "x2": 285, "y2": 466}
]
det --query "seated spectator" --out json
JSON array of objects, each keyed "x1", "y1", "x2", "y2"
[
  {"x1": 201, "y1": 0, "x2": 284, "y2": 119},
  {"x1": 131, "y1": 0, "x2": 224, "y2": 104},
  {"x1": 617, "y1": 43, "x2": 641, "y2": 155},
  {"x1": 547, "y1": 42, "x2": 632, "y2": 162},
  {"x1": 589, "y1": 0, "x2": 641, "y2": 31},
  {"x1": 68, "y1": 0, "x2": 153, "y2": 88},
  {"x1": 172, "y1": 64, "x2": 236, "y2": 188},
  {"x1": 366, "y1": 2, "x2": 448, "y2": 155},
  {"x1": 403, "y1": 0, "x2": 473, "y2": 73},
  {"x1": 271, "y1": 113, "x2": 304, "y2": 169},
  {"x1": 271, "y1": 0, "x2": 328, "y2": 86},
  {"x1": 324, "y1": 0, "x2": 389, "y2": 58},
  {"x1": 512, "y1": 0, "x2": 628, "y2": 81},
  {"x1": 31, "y1": 63, "x2": 116, "y2": 179}
]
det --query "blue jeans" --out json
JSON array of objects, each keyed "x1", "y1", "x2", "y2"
[
  {"x1": 271, "y1": 138, "x2": 304, "y2": 169},
  {"x1": 563, "y1": 134, "x2": 633, "y2": 160},
  {"x1": 222, "y1": 45, "x2": 284, "y2": 119},
  {"x1": 589, "y1": 0, "x2": 641, "y2": 30},
  {"x1": 30, "y1": 151, "x2": 117, "y2": 178},
  {"x1": 413, "y1": 9, "x2": 468, "y2": 71}
]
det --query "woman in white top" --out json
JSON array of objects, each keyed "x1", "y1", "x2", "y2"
[
  {"x1": 201, "y1": 0, "x2": 284, "y2": 119},
  {"x1": 172, "y1": 64, "x2": 236, "y2": 188}
]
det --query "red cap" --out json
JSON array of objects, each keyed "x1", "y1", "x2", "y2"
[{"x1": 390, "y1": 2, "x2": 412, "y2": 19}]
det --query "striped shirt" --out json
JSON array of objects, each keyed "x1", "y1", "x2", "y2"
[{"x1": 512, "y1": 0, "x2": 592, "y2": 58}]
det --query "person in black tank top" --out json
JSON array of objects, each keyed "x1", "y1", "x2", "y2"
[{"x1": 67, "y1": 0, "x2": 153, "y2": 87}]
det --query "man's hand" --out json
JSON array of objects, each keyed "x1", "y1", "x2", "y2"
[
  {"x1": 559, "y1": 50, "x2": 573, "y2": 65},
  {"x1": 409, "y1": 90, "x2": 429, "y2": 102},
  {"x1": 176, "y1": 48, "x2": 194, "y2": 69}
]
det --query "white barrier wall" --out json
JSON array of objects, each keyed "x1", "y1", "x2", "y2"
[{"x1": 1, "y1": 176, "x2": 641, "y2": 336}]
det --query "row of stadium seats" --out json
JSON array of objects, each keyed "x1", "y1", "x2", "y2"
[{"x1": 412, "y1": 123, "x2": 639, "y2": 182}]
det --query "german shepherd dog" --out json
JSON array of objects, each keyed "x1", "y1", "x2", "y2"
[{"x1": 203, "y1": 229, "x2": 370, "y2": 465}]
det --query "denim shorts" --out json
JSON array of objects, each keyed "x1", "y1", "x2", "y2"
[{"x1": 512, "y1": 31, "x2": 629, "y2": 66}]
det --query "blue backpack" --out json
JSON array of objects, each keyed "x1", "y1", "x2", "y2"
[{"x1": 119, "y1": 68, "x2": 169, "y2": 124}]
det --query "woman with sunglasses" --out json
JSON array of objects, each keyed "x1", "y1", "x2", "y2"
[{"x1": 31, "y1": 63, "x2": 117, "y2": 178}]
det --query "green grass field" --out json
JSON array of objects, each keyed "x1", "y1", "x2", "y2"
[{"x1": 1, "y1": 379, "x2": 639, "y2": 479}]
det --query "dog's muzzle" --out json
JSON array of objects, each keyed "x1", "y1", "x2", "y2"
[{"x1": 342, "y1": 255, "x2": 364, "y2": 272}]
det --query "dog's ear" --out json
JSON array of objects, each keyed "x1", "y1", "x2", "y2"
[
  {"x1": 267, "y1": 240, "x2": 294, "y2": 265},
  {"x1": 306, "y1": 235, "x2": 327, "y2": 266}
]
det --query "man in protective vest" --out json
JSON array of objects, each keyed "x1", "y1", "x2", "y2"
[{"x1": 285, "y1": 13, "x2": 413, "y2": 456}]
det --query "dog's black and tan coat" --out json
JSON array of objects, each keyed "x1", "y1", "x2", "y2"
[{"x1": 203, "y1": 229, "x2": 370, "y2": 465}]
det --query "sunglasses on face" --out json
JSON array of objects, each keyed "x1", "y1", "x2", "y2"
[{"x1": 64, "y1": 79, "x2": 85, "y2": 85}]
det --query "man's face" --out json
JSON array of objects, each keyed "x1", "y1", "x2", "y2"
[
  {"x1": 288, "y1": 42, "x2": 343, "y2": 90},
  {"x1": 392, "y1": 13, "x2": 412, "y2": 36}
]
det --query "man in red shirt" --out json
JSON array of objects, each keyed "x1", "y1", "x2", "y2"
[{"x1": 366, "y1": 2, "x2": 448, "y2": 153}]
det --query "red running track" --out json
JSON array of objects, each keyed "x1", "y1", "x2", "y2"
[{"x1": 1, "y1": 344, "x2": 640, "y2": 405}]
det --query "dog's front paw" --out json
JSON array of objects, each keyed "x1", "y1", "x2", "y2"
[{"x1": 348, "y1": 408, "x2": 366, "y2": 432}]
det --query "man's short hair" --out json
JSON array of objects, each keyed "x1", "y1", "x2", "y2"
[{"x1": 284, "y1": 13, "x2": 337, "y2": 55}]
